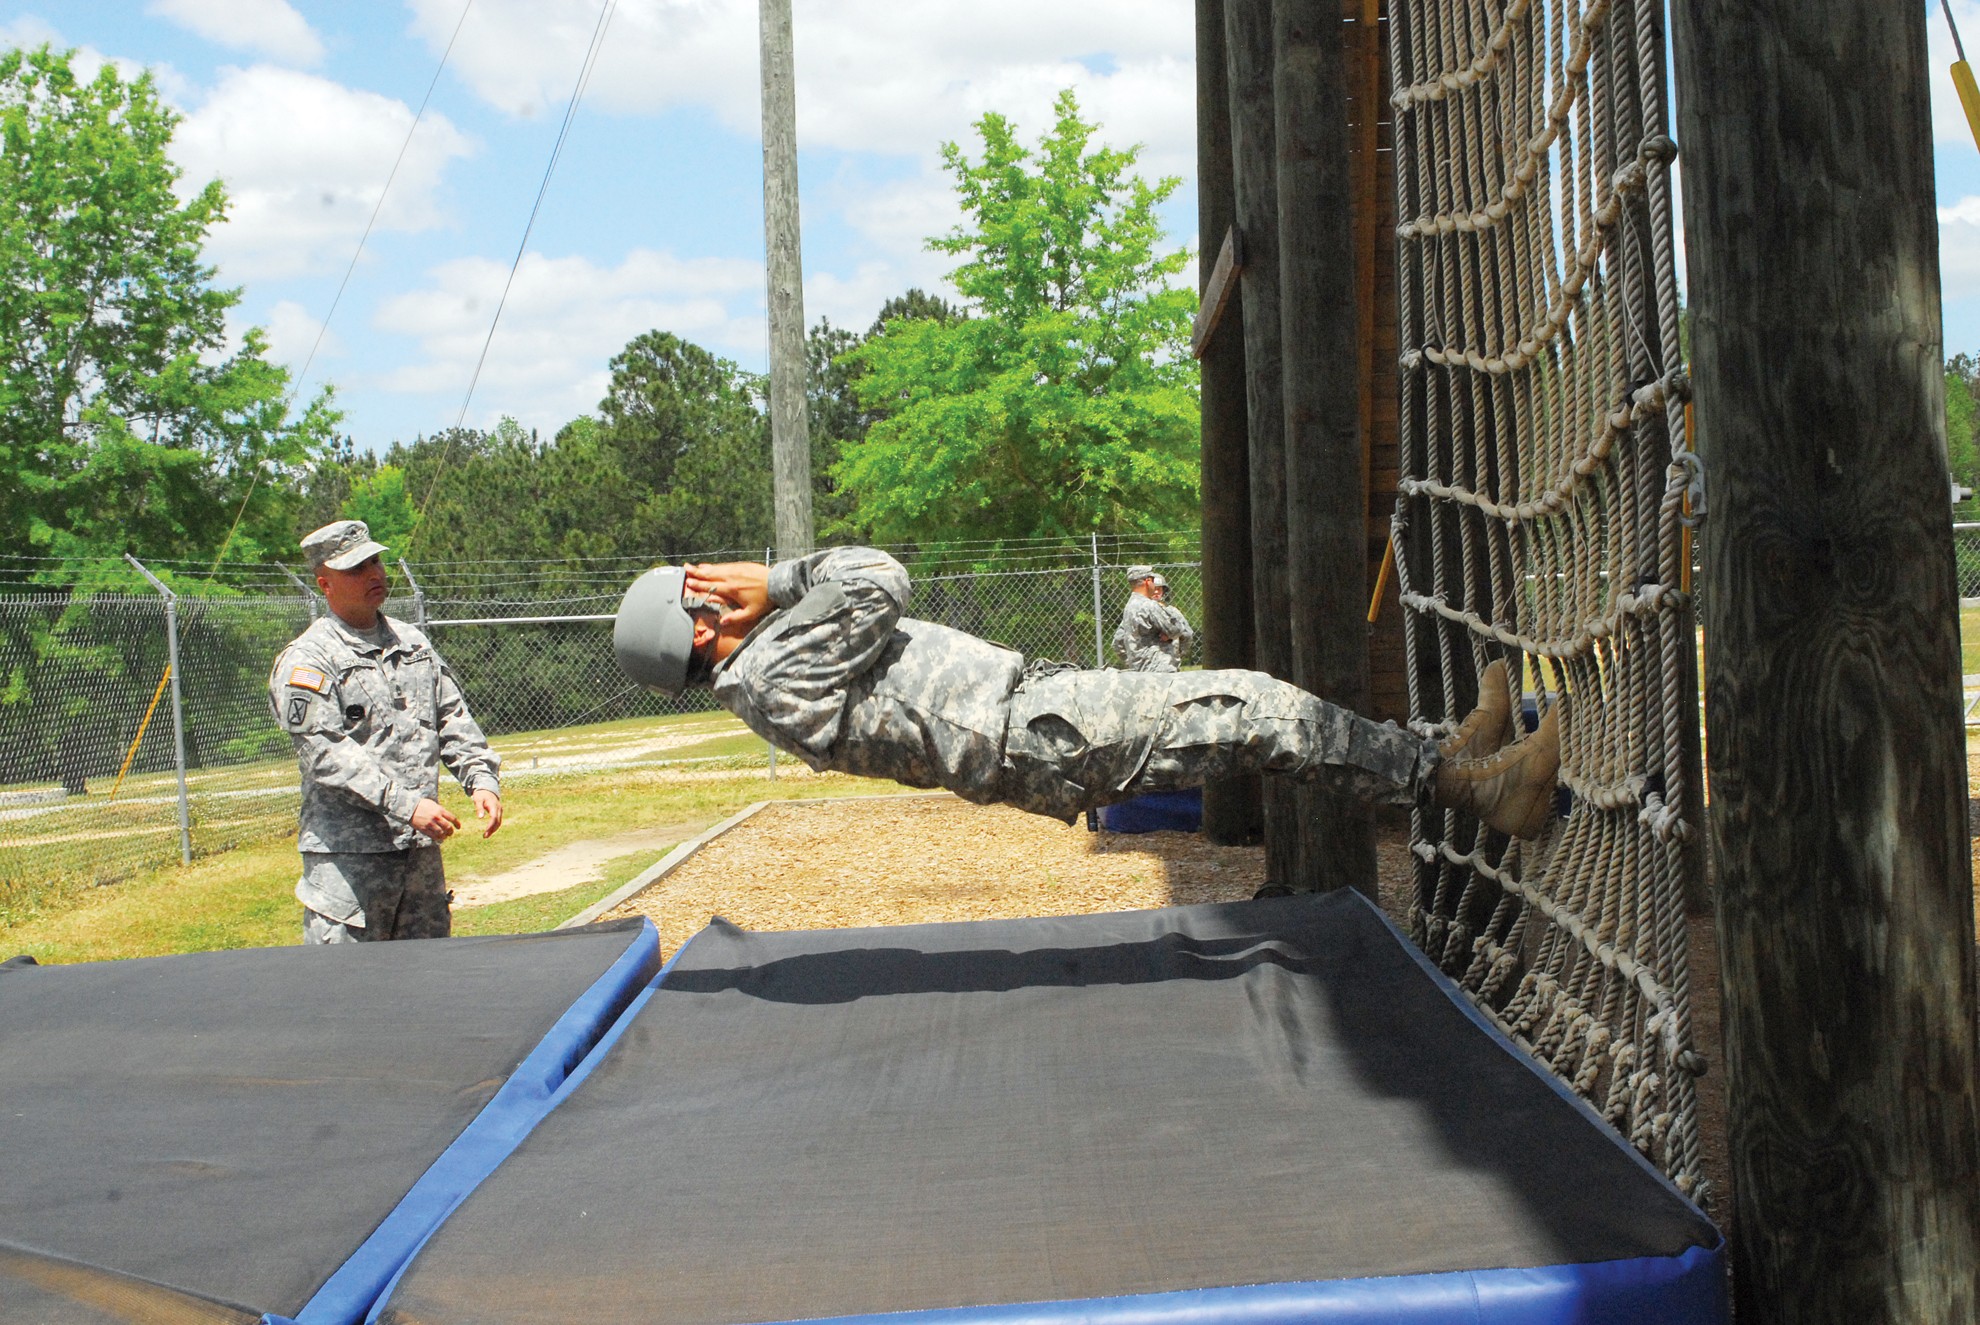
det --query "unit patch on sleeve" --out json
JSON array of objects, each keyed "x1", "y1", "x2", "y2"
[
  {"x1": 285, "y1": 694, "x2": 311, "y2": 729},
  {"x1": 287, "y1": 666, "x2": 328, "y2": 693}
]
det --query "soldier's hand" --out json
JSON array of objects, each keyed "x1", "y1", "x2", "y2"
[
  {"x1": 472, "y1": 789, "x2": 504, "y2": 839},
  {"x1": 684, "y1": 561, "x2": 772, "y2": 629},
  {"x1": 411, "y1": 797, "x2": 461, "y2": 842}
]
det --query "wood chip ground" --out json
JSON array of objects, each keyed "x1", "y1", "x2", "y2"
[{"x1": 601, "y1": 793, "x2": 1418, "y2": 957}]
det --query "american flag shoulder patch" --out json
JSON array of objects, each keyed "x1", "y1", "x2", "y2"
[{"x1": 287, "y1": 666, "x2": 329, "y2": 693}]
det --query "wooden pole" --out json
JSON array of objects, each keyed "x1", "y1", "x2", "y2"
[
  {"x1": 1673, "y1": 2, "x2": 1980, "y2": 1317},
  {"x1": 759, "y1": 0, "x2": 813, "y2": 560},
  {"x1": 1276, "y1": 0, "x2": 1371, "y2": 895},
  {"x1": 1226, "y1": 0, "x2": 1298, "y2": 888},
  {"x1": 1197, "y1": 0, "x2": 1263, "y2": 846}
]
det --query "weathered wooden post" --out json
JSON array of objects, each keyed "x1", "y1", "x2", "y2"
[
  {"x1": 1196, "y1": 0, "x2": 1263, "y2": 846},
  {"x1": 1673, "y1": 1, "x2": 1980, "y2": 1316},
  {"x1": 759, "y1": 0, "x2": 813, "y2": 559},
  {"x1": 1275, "y1": 0, "x2": 1371, "y2": 895},
  {"x1": 1226, "y1": 0, "x2": 1299, "y2": 886}
]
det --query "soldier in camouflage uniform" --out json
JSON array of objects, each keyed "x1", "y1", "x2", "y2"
[
  {"x1": 270, "y1": 521, "x2": 504, "y2": 943},
  {"x1": 615, "y1": 547, "x2": 1559, "y2": 837},
  {"x1": 1111, "y1": 564, "x2": 1195, "y2": 672}
]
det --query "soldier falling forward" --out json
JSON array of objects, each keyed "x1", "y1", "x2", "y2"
[{"x1": 614, "y1": 547, "x2": 1558, "y2": 838}]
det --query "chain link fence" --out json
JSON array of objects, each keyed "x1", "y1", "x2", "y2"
[
  {"x1": 0, "y1": 541, "x2": 1201, "y2": 913},
  {"x1": 1957, "y1": 524, "x2": 1980, "y2": 600}
]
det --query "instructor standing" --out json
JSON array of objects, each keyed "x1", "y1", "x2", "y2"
[
  {"x1": 269, "y1": 520, "x2": 503, "y2": 943},
  {"x1": 1111, "y1": 564, "x2": 1195, "y2": 672}
]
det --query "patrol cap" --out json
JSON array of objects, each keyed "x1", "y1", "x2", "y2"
[
  {"x1": 302, "y1": 520, "x2": 390, "y2": 572},
  {"x1": 1151, "y1": 573, "x2": 1170, "y2": 590},
  {"x1": 615, "y1": 567, "x2": 698, "y2": 697},
  {"x1": 1125, "y1": 564, "x2": 1156, "y2": 585}
]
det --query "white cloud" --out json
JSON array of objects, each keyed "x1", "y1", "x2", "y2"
[
  {"x1": 264, "y1": 299, "x2": 342, "y2": 369},
  {"x1": 1940, "y1": 196, "x2": 1980, "y2": 301},
  {"x1": 172, "y1": 65, "x2": 475, "y2": 281},
  {"x1": 145, "y1": 0, "x2": 324, "y2": 67},
  {"x1": 372, "y1": 248, "x2": 766, "y2": 432},
  {"x1": 406, "y1": 0, "x2": 1194, "y2": 166}
]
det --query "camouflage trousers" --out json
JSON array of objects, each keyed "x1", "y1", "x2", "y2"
[
  {"x1": 996, "y1": 666, "x2": 1433, "y2": 823},
  {"x1": 298, "y1": 848, "x2": 452, "y2": 944}
]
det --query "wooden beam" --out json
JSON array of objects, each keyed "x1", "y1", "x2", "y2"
[
  {"x1": 1226, "y1": 0, "x2": 1298, "y2": 888},
  {"x1": 1278, "y1": 0, "x2": 1371, "y2": 896},
  {"x1": 1190, "y1": 225, "x2": 1245, "y2": 358},
  {"x1": 1196, "y1": 0, "x2": 1262, "y2": 846},
  {"x1": 1674, "y1": 1, "x2": 1980, "y2": 1317}
]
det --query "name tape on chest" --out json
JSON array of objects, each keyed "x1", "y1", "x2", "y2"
[{"x1": 287, "y1": 666, "x2": 329, "y2": 693}]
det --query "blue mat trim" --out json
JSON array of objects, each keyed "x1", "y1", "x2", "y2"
[
  {"x1": 756, "y1": 1241, "x2": 1726, "y2": 1325},
  {"x1": 356, "y1": 920, "x2": 716, "y2": 1325},
  {"x1": 272, "y1": 920, "x2": 661, "y2": 1325}
]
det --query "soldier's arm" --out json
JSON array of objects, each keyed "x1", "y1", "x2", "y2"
[
  {"x1": 433, "y1": 652, "x2": 502, "y2": 795},
  {"x1": 733, "y1": 547, "x2": 911, "y2": 756},
  {"x1": 270, "y1": 649, "x2": 424, "y2": 824},
  {"x1": 1112, "y1": 612, "x2": 1133, "y2": 661},
  {"x1": 1160, "y1": 602, "x2": 1195, "y2": 647}
]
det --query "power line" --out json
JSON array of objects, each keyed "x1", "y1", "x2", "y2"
[
  {"x1": 408, "y1": 0, "x2": 620, "y2": 555},
  {"x1": 201, "y1": 0, "x2": 476, "y2": 581}
]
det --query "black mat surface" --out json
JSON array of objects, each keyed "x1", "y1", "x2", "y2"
[
  {"x1": 0, "y1": 921, "x2": 656, "y2": 1322},
  {"x1": 379, "y1": 892, "x2": 1715, "y2": 1325}
]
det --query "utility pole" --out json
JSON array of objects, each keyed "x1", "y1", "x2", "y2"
[
  {"x1": 1674, "y1": 1, "x2": 1980, "y2": 1317},
  {"x1": 760, "y1": 0, "x2": 813, "y2": 561}
]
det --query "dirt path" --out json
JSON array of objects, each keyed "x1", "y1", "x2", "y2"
[{"x1": 451, "y1": 821, "x2": 706, "y2": 908}]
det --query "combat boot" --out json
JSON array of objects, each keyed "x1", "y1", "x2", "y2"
[
  {"x1": 1439, "y1": 660, "x2": 1515, "y2": 761},
  {"x1": 1433, "y1": 699, "x2": 1562, "y2": 839}
]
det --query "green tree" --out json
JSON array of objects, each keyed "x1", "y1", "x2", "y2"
[
  {"x1": 0, "y1": 45, "x2": 337, "y2": 582},
  {"x1": 340, "y1": 464, "x2": 416, "y2": 552},
  {"x1": 836, "y1": 91, "x2": 1199, "y2": 546},
  {"x1": 807, "y1": 294, "x2": 963, "y2": 540},
  {"x1": 595, "y1": 330, "x2": 771, "y2": 556},
  {"x1": 1947, "y1": 354, "x2": 1978, "y2": 500}
]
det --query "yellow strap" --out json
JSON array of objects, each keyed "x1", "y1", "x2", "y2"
[
  {"x1": 1955, "y1": 61, "x2": 1980, "y2": 153},
  {"x1": 107, "y1": 665, "x2": 173, "y2": 804},
  {"x1": 1368, "y1": 541, "x2": 1395, "y2": 624}
]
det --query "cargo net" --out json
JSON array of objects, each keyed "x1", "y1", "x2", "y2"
[{"x1": 1388, "y1": 0, "x2": 1705, "y2": 1199}]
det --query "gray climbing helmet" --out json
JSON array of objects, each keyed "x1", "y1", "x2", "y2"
[{"x1": 615, "y1": 566, "x2": 697, "y2": 696}]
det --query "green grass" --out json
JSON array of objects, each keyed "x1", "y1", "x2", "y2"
[
  {"x1": 0, "y1": 765, "x2": 911, "y2": 965},
  {"x1": 1964, "y1": 604, "x2": 1980, "y2": 675}
]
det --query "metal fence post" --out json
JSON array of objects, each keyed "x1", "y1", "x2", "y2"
[
  {"x1": 1090, "y1": 533, "x2": 1106, "y2": 667},
  {"x1": 125, "y1": 554, "x2": 192, "y2": 865},
  {"x1": 282, "y1": 565, "x2": 320, "y2": 621},
  {"x1": 399, "y1": 560, "x2": 427, "y2": 628}
]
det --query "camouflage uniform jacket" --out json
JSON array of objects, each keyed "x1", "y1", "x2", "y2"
[
  {"x1": 269, "y1": 612, "x2": 501, "y2": 854},
  {"x1": 710, "y1": 547, "x2": 1024, "y2": 803},
  {"x1": 1111, "y1": 592, "x2": 1194, "y2": 672}
]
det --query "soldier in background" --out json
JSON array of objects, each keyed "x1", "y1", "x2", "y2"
[
  {"x1": 615, "y1": 547, "x2": 1556, "y2": 838},
  {"x1": 1111, "y1": 566, "x2": 1195, "y2": 672},
  {"x1": 269, "y1": 520, "x2": 503, "y2": 944}
]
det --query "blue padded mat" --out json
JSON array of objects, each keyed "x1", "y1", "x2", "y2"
[
  {"x1": 0, "y1": 920, "x2": 658, "y2": 1325},
  {"x1": 373, "y1": 892, "x2": 1725, "y2": 1324}
]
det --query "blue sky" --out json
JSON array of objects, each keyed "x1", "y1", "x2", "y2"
[
  {"x1": 5, "y1": 1, "x2": 1980, "y2": 453},
  {"x1": 0, "y1": 0, "x2": 1197, "y2": 450}
]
